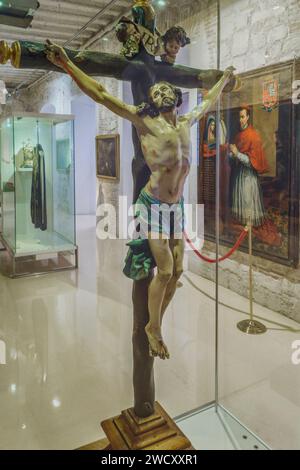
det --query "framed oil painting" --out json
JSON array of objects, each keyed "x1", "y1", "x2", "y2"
[
  {"x1": 96, "y1": 134, "x2": 120, "y2": 181},
  {"x1": 198, "y1": 59, "x2": 300, "y2": 267}
]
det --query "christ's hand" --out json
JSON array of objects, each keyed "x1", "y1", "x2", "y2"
[
  {"x1": 224, "y1": 66, "x2": 236, "y2": 80},
  {"x1": 45, "y1": 40, "x2": 70, "y2": 69}
]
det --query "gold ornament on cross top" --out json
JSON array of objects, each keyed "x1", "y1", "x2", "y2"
[
  {"x1": 133, "y1": 0, "x2": 155, "y2": 13},
  {"x1": 132, "y1": 0, "x2": 156, "y2": 29},
  {"x1": 0, "y1": 40, "x2": 21, "y2": 68},
  {"x1": 133, "y1": 0, "x2": 153, "y2": 6}
]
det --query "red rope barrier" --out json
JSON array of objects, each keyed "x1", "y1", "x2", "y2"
[{"x1": 184, "y1": 227, "x2": 249, "y2": 264}]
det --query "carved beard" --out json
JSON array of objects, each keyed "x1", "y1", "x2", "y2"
[{"x1": 155, "y1": 96, "x2": 177, "y2": 113}]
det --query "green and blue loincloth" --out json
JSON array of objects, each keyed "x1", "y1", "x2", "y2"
[{"x1": 123, "y1": 189, "x2": 185, "y2": 281}]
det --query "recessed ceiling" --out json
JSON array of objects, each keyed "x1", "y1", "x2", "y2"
[{"x1": 0, "y1": 0, "x2": 132, "y2": 91}]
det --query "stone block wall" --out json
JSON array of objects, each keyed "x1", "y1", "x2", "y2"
[{"x1": 220, "y1": 0, "x2": 300, "y2": 72}]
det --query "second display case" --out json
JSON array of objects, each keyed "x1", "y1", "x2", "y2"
[{"x1": 0, "y1": 112, "x2": 77, "y2": 277}]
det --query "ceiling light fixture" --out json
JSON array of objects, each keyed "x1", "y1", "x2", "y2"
[{"x1": 0, "y1": 0, "x2": 40, "y2": 28}]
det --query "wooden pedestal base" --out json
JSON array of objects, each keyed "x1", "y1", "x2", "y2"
[
  {"x1": 78, "y1": 438, "x2": 111, "y2": 451},
  {"x1": 100, "y1": 402, "x2": 194, "y2": 451}
]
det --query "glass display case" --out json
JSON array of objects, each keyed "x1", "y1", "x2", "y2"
[
  {"x1": 170, "y1": 0, "x2": 300, "y2": 451},
  {"x1": 0, "y1": 112, "x2": 77, "y2": 277}
]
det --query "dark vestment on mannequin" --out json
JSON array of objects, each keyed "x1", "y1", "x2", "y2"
[{"x1": 31, "y1": 143, "x2": 47, "y2": 231}]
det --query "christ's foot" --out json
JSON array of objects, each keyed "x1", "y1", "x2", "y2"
[{"x1": 145, "y1": 323, "x2": 170, "y2": 360}]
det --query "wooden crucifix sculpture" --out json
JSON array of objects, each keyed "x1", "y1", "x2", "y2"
[{"x1": 0, "y1": 0, "x2": 236, "y2": 420}]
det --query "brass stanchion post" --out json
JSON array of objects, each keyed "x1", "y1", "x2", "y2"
[{"x1": 237, "y1": 214, "x2": 267, "y2": 335}]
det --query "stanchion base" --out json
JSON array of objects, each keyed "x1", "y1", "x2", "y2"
[{"x1": 237, "y1": 320, "x2": 267, "y2": 335}]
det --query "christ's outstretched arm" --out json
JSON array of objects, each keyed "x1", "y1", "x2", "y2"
[
  {"x1": 185, "y1": 66, "x2": 235, "y2": 126},
  {"x1": 45, "y1": 40, "x2": 140, "y2": 126}
]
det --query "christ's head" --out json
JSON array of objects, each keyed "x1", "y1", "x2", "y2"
[{"x1": 149, "y1": 82, "x2": 183, "y2": 113}]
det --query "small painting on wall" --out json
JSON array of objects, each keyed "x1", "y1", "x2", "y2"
[{"x1": 96, "y1": 134, "x2": 120, "y2": 181}]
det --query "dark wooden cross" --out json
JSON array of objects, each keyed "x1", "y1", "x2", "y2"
[{"x1": 0, "y1": 10, "x2": 235, "y2": 419}]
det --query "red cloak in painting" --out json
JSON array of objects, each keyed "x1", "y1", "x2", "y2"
[
  {"x1": 234, "y1": 125, "x2": 269, "y2": 174},
  {"x1": 230, "y1": 125, "x2": 282, "y2": 247}
]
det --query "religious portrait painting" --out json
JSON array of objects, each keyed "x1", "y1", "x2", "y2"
[
  {"x1": 96, "y1": 134, "x2": 120, "y2": 181},
  {"x1": 198, "y1": 59, "x2": 300, "y2": 267}
]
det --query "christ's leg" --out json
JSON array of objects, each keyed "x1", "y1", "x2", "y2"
[
  {"x1": 145, "y1": 236, "x2": 173, "y2": 360},
  {"x1": 161, "y1": 238, "x2": 184, "y2": 322}
]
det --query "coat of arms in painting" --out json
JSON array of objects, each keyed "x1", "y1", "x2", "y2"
[{"x1": 262, "y1": 79, "x2": 279, "y2": 112}]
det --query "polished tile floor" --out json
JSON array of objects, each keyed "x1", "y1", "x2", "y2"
[{"x1": 0, "y1": 216, "x2": 299, "y2": 450}]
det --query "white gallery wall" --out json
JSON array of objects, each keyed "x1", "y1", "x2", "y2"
[{"x1": 71, "y1": 95, "x2": 97, "y2": 215}]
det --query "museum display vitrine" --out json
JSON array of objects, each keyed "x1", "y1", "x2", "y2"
[
  {"x1": 0, "y1": 112, "x2": 77, "y2": 277},
  {"x1": 187, "y1": 1, "x2": 300, "y2": 450}
]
